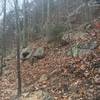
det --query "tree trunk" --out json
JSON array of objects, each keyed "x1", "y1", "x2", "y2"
[
  {"x1": 0, "y1": 0, "x2": 7, "y2": 76},
  {"x1": 47, "y1": 0, "x2": 50, "y2": 23},
  {"x1": 2, "y1": 0, "x2": 7, "y2": 57},
  {"x1": 14, "y1": 0, "x2": 22, "y2": 97},
  {"x1": 0, "y1": 56, "x2": 3, "y2": 76},
  {"x1": 23, "y1": 0, "x2": 28, "y2": 47},
  {"x1": 42, "y1": 0, "x2": 44, "y2": 25}
]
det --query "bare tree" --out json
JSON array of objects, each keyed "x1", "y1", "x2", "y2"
[
  {"x1": 41, "y1": 0, "x2": 44, "y2": 25},
  {"x1": 14, "y1": 0, "x2": 22, "y2": 97},
  {"x1": 0, "y1": 56, "x2": 3, "y2": 75},
  {"x1": 3, "y1": 0, "x2": 7, "y2": 56},
  {"x1": 23, "y1": 0, "x2": 28, "y2": 47},
  {"x1": 47, "y1": 0, "x2": 50, "y2": 23},
  {"x1": 0, "y1": 0, "x2": 7, "y2": 76}
]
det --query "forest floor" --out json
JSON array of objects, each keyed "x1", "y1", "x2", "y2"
[{"x1": 0, "y1": 23, "x2": 100, "y2": 100}]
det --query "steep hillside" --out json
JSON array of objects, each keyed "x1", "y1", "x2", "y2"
[{"x1": 0, "y1": 31, "x2": 100, "y2": 100}]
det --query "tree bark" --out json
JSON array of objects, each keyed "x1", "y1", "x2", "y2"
[
  {"x1": 23, "y1": 0, "x2": 28, "y2": 48},
  {"x1": 2, "y1": 0, "x2": 7, "y2": 57},
  {"x1": 0, "y1": 0, "x2": 7, "y2": 76},
  {"x1": 14, "y1": 0, "x2": 22, "y2": 97}
]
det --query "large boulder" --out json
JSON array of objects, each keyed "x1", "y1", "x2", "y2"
[
  {"x1": 28, "y1": 47, "x2": 45, "y2": 65},
  {"x1": 66, "y1": 44, "x2": 92, "y2": 57},
  {"x1": 78, "y1": 40, "x2": 98, "y2": 50},
  {"x1": 33, "y1": 47, "x2": 45, "y2": 59},
  {"x1": 20, "y1": 47, "x2": 33, "y2": 61}
]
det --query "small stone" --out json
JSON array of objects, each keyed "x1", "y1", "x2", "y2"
[{"x1": 39, "y1": 74, "x2": 48, "y2": 82}]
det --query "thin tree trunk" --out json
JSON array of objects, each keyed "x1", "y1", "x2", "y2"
[
  {"x1": 46, "y1": 0, "x2": 50, "y2": 39},
  {"x1": 14, "y1": 0, "x2": 22, "y2": 97},
  {"x1": 23, "y1": 0, "x2": 28, "y2": 47},
  {"x1": 40, "y1": 0, "x2": 44, "y2": 36},
  {"x1": 66, "y1": 0, "x2": 73, "y2": 57},
  {"x1": 0, "y1": 56, "x2": 3, "y2": 75},
  {"x1": 42, "y1": 0, "x2": 44, "y2": 25},
  {"x1": 2, "y1": 0, "x2": 6, "y2": 57},
  {"x1": 0, "y1": 0, "x2": 7, "y2": 76},
  {"x1": 47, "y1": 0, "x2": 50, "y2": 23}
]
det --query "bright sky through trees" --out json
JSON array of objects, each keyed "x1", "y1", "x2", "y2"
[{"x1": 0, "y1": 0, "x2": 32, "y2": 19}]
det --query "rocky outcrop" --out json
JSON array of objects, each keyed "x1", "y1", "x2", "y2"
[{"x1": 78, "y1": 40, "x2": 98, "y2": 50}]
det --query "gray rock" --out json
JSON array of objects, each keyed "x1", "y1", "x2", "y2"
[
  {"x1": 75, "y1": 40, "x2": 98, "y2": 57},
  {"x1": 67, "y1": 44, "x2": 92, "y2": 57},
  {"x1": 20, "y1": 47, "x2": 33, "y2": 60},
  {"x1": 78, "y1": 40, "x2": 98, "y2": 50},
  {"x1": 33, "y1": 47, "x2": 45, "y2": 59}
]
